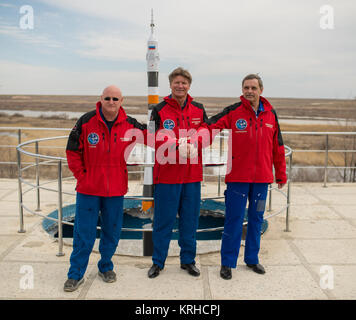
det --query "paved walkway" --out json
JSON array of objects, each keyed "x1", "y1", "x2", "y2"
[{"x1": 0, "y1": 178, "x2": 355, "y2": 300}]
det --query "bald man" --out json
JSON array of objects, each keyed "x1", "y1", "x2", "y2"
[{"x1": 64, "y1": 85, "x2": 147, "y2": 292}]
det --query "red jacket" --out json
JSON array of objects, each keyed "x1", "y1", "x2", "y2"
[
  {"x1": 150, "y1": 94, "x2": 209, "y2": 184},
  {"x1": 66, "y1": 102, "x2": 147, "y2": 197},
  {"x1": 204, "y1": 96, "x2": 287, "y2": 184}
]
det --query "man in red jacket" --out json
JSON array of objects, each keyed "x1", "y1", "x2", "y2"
[
  {"x1": 206, "y1": 74, "x2": 287, "y2": 280},
  {"x1": 64, "y1": 85, "x2": 147, "y2": 291},
  {"x1": 147, "y1": 67, "x2": 209, "y2": 278}
]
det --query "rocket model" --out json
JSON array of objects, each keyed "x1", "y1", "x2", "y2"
[
  {"x1": 142, "y1": 9, "x2": 159, "y2": 212},
  {"x1": 146, "y1": 9, "x2": 160, "y2": 108},
  {"x1": 142, "y1": 10, "x2": 159, "y2": 255}
]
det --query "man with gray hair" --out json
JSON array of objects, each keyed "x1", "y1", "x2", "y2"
[{"x1": 147, "y1": 67, "x2": 210, "y2": 278}]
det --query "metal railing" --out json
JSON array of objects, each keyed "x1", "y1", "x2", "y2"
[
  {"x1": 2, "y1": 127, "x2": 356, "y2": 182},
  {"x1": 15, "y1": 133, "x2": 292, "y2": 256},
  {"x1": 283, "y1": 131, "x2": 356, "y2": 186}
]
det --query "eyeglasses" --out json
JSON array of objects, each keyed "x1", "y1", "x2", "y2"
[{"x1": 104, "y1": 97, "x2": 119, "y2": 101}]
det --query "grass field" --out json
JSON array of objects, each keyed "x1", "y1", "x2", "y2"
[
  {"x1": 0, "y1": 95, "x2": 355, "y2": 181},
  {"x1": 1, "y1": 94, "x2": 356, "y2": 119}
]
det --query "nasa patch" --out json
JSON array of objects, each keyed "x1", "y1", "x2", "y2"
[
  {"x1": 236, "y1": 119, "x2": 247, "y2": 130},
  {"x1": 87, "y1": 132, "x2": 100, "y2": 145},
  {"x1": 163, "y1": 119, "x2": 175, "y2": 130}
]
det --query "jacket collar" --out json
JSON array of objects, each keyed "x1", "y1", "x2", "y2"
[
  {"x1": 240, "y1": 95, "x2": 272, "y2": 113},
  {"x1": 164, "y1": 94, "x2": 193, "y2": 110},
  {"x1": 96, "y1": 101, "x2": 127, "y2": 124}
]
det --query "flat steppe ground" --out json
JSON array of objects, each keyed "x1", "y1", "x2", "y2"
[
  {"x1": 1, "y1": 94, "x2": 356, "y2": 120},
  {"x1": 0, "y1": 95, "x2": 355, "y2": 180},
  {"x1": 1, "y1": 94, "x2": 356, "y2": 132}
]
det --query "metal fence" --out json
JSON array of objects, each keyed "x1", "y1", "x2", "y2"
[
  {"x1": 284, "y1": 131, "x2": 356, "y2": 186},
  {"x1": 2, "y1": 127, "x2": 355, "y2": 184},
  {"x1": 5, "y1": 126, "x2": 356, "y2": 256},
  {"x1": 11, "y1": 128, "x2": 292, "y2": 256}
]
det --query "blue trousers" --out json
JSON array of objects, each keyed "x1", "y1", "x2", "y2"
[
  {"x1": 152, "y1": 182, "x2": 201, "y2": 269},
  {"x1": 221, "y1": 182, "x2": 268, "y2": 268},
  {"x1": 67, "y1": 193, "x2": 124, "y2": 280}
]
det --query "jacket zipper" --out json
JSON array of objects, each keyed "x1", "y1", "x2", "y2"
[
  {"x1": 180, "y1": 109, "x2": 188, "y2": 178},
  {"x1": 182, "y1": 114, "x2": 186, "y2": 129},
  {"x1": 104, "y1": 127, "x2": 111, "y2": 195},
  {"x1": 253, "y1": 113, "x2": 259, "y2": 181},
  {"x1": 101, "y1": 129, "x2": 110, "y2": 194},
  {"x1": 249, "y1": 118, "x2": 253, "y2": 139},
  {"x1": 253, "y1": 113, "x2": 265, "y2": 180}
]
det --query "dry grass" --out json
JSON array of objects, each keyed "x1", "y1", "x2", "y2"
[
  {"x1": 1, "y1": 95, "x2": 355, "y2": 181},
  {"x1": 1, "y1": 94, "x2": 356, "y2": 119}
]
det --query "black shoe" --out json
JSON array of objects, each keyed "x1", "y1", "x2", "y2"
[
  {"x1": 220, "y1": 266, "x2": 232, "y2": 280},
  {"x1": 98, "y1": 270, "x2": 117, "y2": 283},
  {"x1": 181, "y1": 263, "x2": 200, "y2": 277},
  {"x1": 63, "y1": 278, "x2": 84, "y2": 292},
  {"x1": 247, "y1": 263, "x2": 266, "y2": 274},
  {"x1": 148, "y1": 264, "x2": 162, "y2": 278}
]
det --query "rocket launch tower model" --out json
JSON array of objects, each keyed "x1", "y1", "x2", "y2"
[
  {"x1": 142, "y1": 9, "x2": 159, "y2": 256},
  {"x1": 146, "y1": 9, "x2": 160, "y2": 108}
]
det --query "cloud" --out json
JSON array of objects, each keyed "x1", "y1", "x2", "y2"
[
  {"x1": 0, "y1": 24, "x2": 62, "y2": 48},
  {"x1": 0, "y1": 60, "x2": 148, "y2": 95},
  {"x1": 1, "y1": 0, "x2": 355, "y2": 98},
  {"x1": 75, "y1": 32, "x2": 145, "y2": 61},
  {"x1": 0, "y1": 3, "x2": 16, "y2": 8}
]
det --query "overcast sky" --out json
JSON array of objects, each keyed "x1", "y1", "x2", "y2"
[{"x1": 0, "y1": 0, "x2": 355, "y2": 99}]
